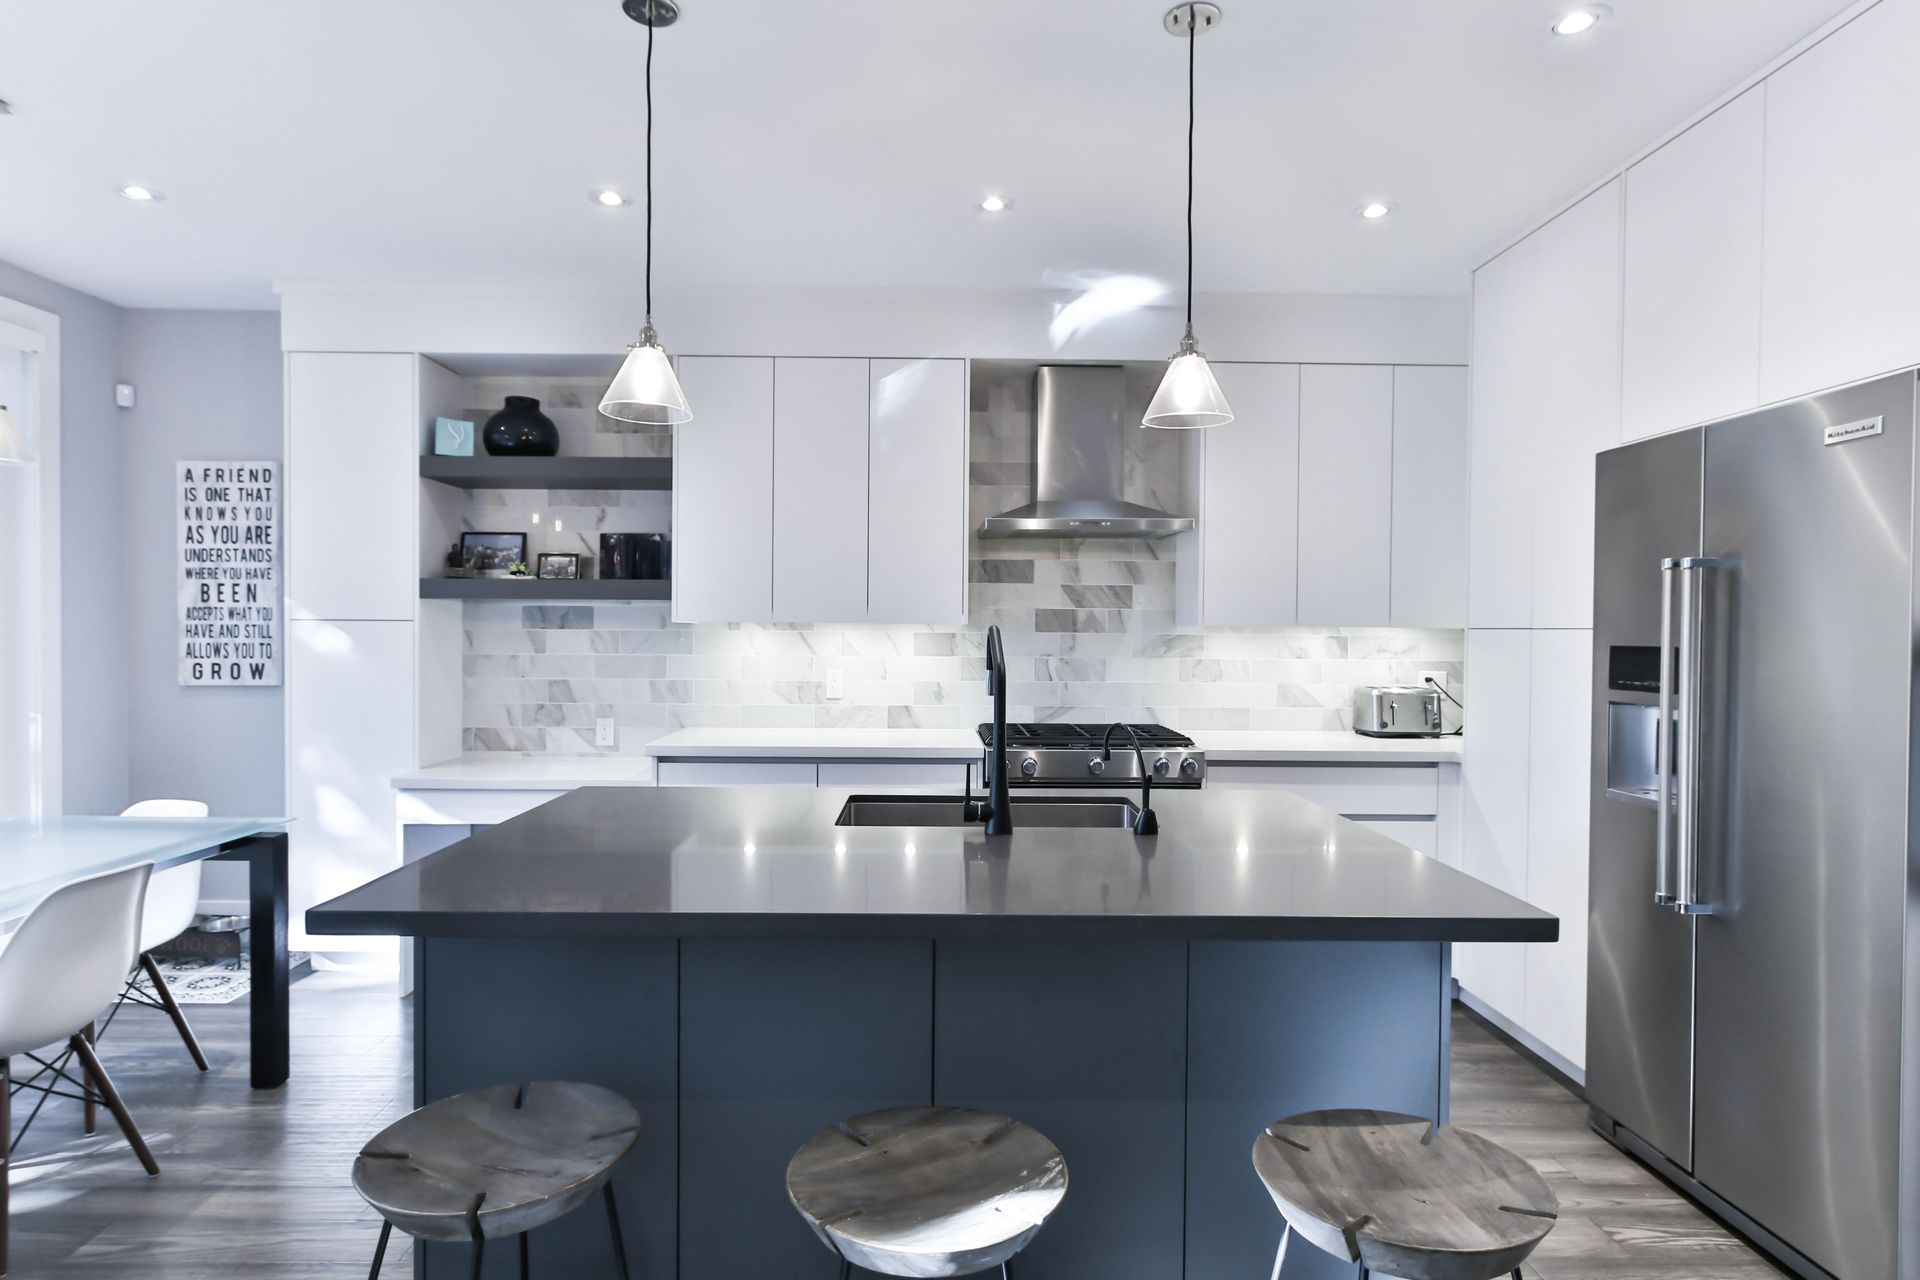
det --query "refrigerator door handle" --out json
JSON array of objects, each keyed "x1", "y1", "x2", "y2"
[
  {"x1": 1655, "y1": 557, "x2": 1679, "y2": 906},
  {"x1": 1674, "y1": 556, "x2": 1720, "y2": 916}
]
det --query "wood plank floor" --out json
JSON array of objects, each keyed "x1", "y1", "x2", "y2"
[
  {"x1": 6, "y1": 975, "x2": 1786, "y2": 1278},
  {"x1": 1450, "y1": 1012, "x2": 1788, "y2": 1280}
]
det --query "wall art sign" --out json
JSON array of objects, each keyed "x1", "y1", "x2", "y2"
[{"x1": 178, "y1": 460, "x2": 281, "y2": 686}]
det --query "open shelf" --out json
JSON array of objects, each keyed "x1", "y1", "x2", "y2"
[
  {"x1": 419, "y1": 455, "x2": 672, "y2": 490},
  {"x1": 420, "y1": 578, "x2": 671, "y2": 601}
]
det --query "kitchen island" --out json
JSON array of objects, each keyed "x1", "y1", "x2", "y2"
[{"x1": 310, "y1": 785, "x2": 1552, "y2": 1280}]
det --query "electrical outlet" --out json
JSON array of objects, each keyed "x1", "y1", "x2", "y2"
[
  {"x1": 595, "y1": 716, "x2": 617, "y2": 748},
  {"x1": 825, "y1": 669, "x2": 846, "y2": 701},
  {"x1": 1418, "y1": 670, "x2": 1449, "y2": 692}
]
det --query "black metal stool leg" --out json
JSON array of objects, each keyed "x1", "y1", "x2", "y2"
[
  {"x1": 469, "y1": 1234, "x2": 485, "y2": 1280},
  {"x1": 839, "y1": 1260, "x2": 851, "y2": 1280},
  {"x1": 603, "y1": 1181, "x2": 631, "y2": 1280},
  {"x1": 367, "y1": 1221, "x2": 392, "y2": 1280},
  {"x1": 519, "y1": 1230, "x2": 529, "y2": 1280}
]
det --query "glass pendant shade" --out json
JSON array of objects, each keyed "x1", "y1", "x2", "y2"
[
  {"x1": 599, "y1": 328, "x2": 692, "y2": 426},
  {"x1": 1142, "y1": 340, "x2": 1234, "y2": 430},
  {"x1": 0, "y1": 404, "x2": 34, "y2": 466}
]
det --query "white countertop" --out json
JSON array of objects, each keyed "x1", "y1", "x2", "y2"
[
  {"x1": 394, "y1": 729, "x2": 1462, "y2": 790},
  {"x1": 643, "y1": 728, "x2": 984, "y2": 759},
  {"x1": 1191, "y1": 731, "x2": 1464, "y2": 763},
  {"x1": 394, "y1": 755, "x2": 657, "y2": 790}
]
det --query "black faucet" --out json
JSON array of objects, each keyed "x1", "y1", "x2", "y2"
[
  {"x1": 983, "y1": 625, "x2": 1014, "y2": 835},
  {"x1": 1102, "y1": 723, "x2": 1160, "y2": 836}
]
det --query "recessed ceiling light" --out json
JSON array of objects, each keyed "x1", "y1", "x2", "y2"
[
  {"x1": 979, "y1": 194, "x2": 1011, "y2": 213},
  {"x1": 117, "y1": 185, "x2": 160, "y2": 203},
  {"x1": 1552, "y1": 8, "x2": 1603, "y2": 36},
  {"x1": 1359, "y1": 201, "x2": 1395, "y2": 220},
  {"x1": 591, "y1": 189, "x2": 632, "y2": 208}
]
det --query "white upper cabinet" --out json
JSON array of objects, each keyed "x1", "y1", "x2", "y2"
[
  {"x1": 868, "y1": 358, "x2": 967, "y2": 625},
  {"x1": 1175, "y1": 362, "x2": 1300, "y2": 628},
  {"x1": 1390, "y1": 365, "x2": 1469, "y2": 629},
  {"x1": 1298, "y1": 365, "x2": 1394, "y2": 626},
  {"x1": 1469, "y1": 182, "x2": 1623, "y2": 631},
  {"x1": 286, "y1": 352, "x2": 416, "y2": 622},
  {"x1": 1761, "y1": 0, "x2": 1920, "y2": 404},
  {"x1": 773, "y1": 358, "x2": 870, "y2": 623},
  {"x1": 1622, "y1": 88, "x2": 1765, "y2": 441},
  {"x1": 674, "y1": 356, "x2": 775, "y2": 623}
]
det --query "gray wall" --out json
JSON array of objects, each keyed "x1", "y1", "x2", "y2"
[
  {"x1": 121, "y1": 311, "x2": 285, "y2": 854},
  {"x1": 0, "y1": 258, "x2": 129, "y2": 814},
  {"x1": 0, "y1": 261, "x2": 285, "y2": 907}
]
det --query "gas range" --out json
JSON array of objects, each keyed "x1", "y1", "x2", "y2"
[{"x1": 977, "y1": 722, "x2": 1206, "y2": 788}]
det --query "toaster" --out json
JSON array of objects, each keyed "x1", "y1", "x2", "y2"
[{"x1": 1352, "y1": 685, "x2": 1444, "y2": 738}]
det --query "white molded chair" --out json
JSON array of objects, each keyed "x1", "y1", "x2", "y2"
[
  {"x1": 112, "y1": 800, "x2": 210, "y2": 1071},
  {"x1": 2, "y1": 863, "x2": 163, "y2": 1274}
]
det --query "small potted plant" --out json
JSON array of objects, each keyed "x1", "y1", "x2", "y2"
[{"x1": 507, "y1": 560, "x2": 531, "y2": 578}]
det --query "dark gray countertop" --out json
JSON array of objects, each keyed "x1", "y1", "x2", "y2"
[{"x1": 308, "y1": 787, "x2": 1556, "y2": 943}]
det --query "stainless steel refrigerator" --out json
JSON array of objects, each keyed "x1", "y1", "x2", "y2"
[{"x1": 1588, "y1": 370, "x2": 1920, "y2": 1280}]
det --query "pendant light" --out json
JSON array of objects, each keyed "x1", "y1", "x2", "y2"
[
  {"x1": 0, "y1": 404, "x2": 33, "y2": 467},
  {"x1": 1143, "y1": 2, "x2": 1234, "y2": 431},
  {"x1": 600, "y1": 0, "x2": 694, "y2": 426}
]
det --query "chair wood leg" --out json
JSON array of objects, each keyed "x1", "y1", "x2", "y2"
[
  {"x1": 603, "y1": 1181, "x2": 631, "y2": 1280},
  {"x1": 81, "y1": 1023, "x2": 96, "y2": 1136},
  {"x1": 367, "y1": 1220, "x2": 392, "y2": 1280},
  {"x1": 68, "y1": 1034, "x2": 157, "y2": 1175},
  {"x1": 139, "y1": 953, "x2": 209, "y2": 1071}
]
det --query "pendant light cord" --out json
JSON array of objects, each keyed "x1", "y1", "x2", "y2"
[
  {"x1": 1185, "y1": 5, "x2": 1196, "y2": 335},
  {"x1": 645, "y1": 9, "x2": 655, "y2": 327}
]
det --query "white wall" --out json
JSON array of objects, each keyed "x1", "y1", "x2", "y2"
[
  {"x1": 122, "y1": 309, "x2": 286, "y2": 903},
  {"x1": 0, "y1": 257, "x2": 127, "y2": 815},
  {"x1": 278, "y1": 286, "x2": 1469, "y2": 368}
]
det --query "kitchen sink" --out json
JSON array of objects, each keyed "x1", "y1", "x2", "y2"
[{"x1": 835, "y1": 794, "x2": 1143, "y2": 829}]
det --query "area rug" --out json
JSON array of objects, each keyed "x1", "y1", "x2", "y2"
[{"x1": 131, "y1": 954, "x2": 311, "y2": 1005}]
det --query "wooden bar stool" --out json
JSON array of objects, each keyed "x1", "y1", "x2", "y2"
[
  {"x1": 787, "y1": 1106, "x2": 1068, "y2": 1278},
  {"x1": 1250, "y1": 1109, "x2": 1557, "y2": 1280},
  {"x1": 353, "y1": 1081, "x2": 641, "y2": 1279}
]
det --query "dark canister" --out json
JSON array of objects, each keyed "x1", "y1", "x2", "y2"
[
  {"x1": 482, "y1": 396, "x2": 560, "y2": 456},
  {"x1": 631, "y1": 533, "x2": 669, "y2": 580}
]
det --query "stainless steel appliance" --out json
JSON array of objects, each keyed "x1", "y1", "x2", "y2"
[
  {"x1": 1587, "y1": 371, "x2": 1920, "y2": 1280},
  {"x1": 1352, "y1": 685, "x2": 1443, "y2": 738},
  {"x1": 979, "y1": 365, "x2": 1194, "y2": 537},
  {"x1": 977, "y1": 722, "x2": 1205, "y2": 788}
]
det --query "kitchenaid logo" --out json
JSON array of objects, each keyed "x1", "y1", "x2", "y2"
[{"x1": 1824, "y1": 415, "x2": 1884, "y2": 445}]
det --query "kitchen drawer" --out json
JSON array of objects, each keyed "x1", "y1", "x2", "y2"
[
  {"x1": 656, "y1": 761, "x2": 820, "y2": 788},
  {"x1": 1353, "y1": 816, "x2": 1439, "y2": 859},
  {"x1": 1204, "y1": 764, "x2": 1440, "y2": 816},
  {"x1": 818, "y1": 762, "x2": 971, "y2": 791}
]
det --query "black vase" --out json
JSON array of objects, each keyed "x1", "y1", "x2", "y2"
[{"x1": 482, "y1": 396, "x2": 560, "y2": 457}]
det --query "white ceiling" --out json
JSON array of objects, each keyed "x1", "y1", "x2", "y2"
[{"x1": 0, "y1": 0, "x2": 1857, "y2": 309}]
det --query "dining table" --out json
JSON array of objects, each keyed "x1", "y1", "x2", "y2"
[{"x1": 0, "y1": 816, "x2": 291, "y2": 1088}]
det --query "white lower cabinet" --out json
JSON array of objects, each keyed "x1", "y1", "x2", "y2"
[
  {"x1": 655, "y1": 761, "x2": 820, "y2": 787},
  {"x1": 1354, "y1": 817, "x2": 1439, "y2": 859},
  {"x1": 1523, "y1": 629, "x2": 1593, "y2": 1069},
  {"x1": 286, "y1": 618, "x2": 414, "y2": 952},
  {"x1": 1455, "y1": 629, "x2": 1532, "y2": 1025},
  {"x1": 817, "y1": 761, "x2": 970, "y2": 791}
]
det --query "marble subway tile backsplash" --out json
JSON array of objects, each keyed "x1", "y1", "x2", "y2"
[
  {"x1": 461, "y1": 600, "x2": 1463, "y2": 753},
  {"x1": 460, "y1": 364, "x2": 1463, "y2": 754}
]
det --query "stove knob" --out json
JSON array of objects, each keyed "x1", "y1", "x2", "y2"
[
  {"x1": 1153, "y1": 756, "x2": 1172, "y2": 776},
  {"x1": 1180, "y1": 757, "x2": 1201, "y2": 778},
  {"x1": 1087, "y1": 756, "x2": 1106, "y2": 776},
  {"x1": 1019, "y1": 756, "x2": 1038, "y2": 778}
]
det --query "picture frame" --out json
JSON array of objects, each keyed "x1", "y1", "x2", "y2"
[
  {"x1": 536, "y1": 553, "x2": 581, "y2": 581},
  {"x1": 459, "y1": 531, "x2": 528, "y2": 575},
  {"x1": 433, "y1": 417, "x2": 476, "y2": 456}
]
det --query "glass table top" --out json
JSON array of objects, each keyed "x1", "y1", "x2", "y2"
[{"x1": 0, "y1": 816, "x2": 288, "y2": 917}]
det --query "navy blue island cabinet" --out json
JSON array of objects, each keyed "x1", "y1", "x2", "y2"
[{"x1": 310, "y1": 786, "x2": 1554, "y2": 1280}]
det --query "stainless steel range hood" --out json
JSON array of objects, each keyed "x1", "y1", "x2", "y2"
[{"x1": 979, "y1": 365, "x2": 1195, "y2": 538}]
